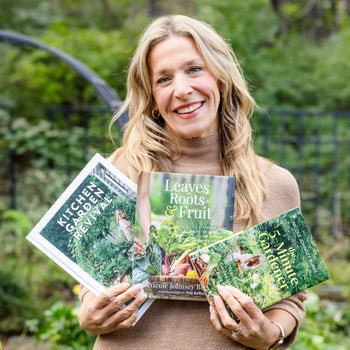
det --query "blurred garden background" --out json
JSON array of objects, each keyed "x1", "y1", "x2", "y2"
[{"x1": 0, "y1": 0, "x2": 349, "y2": 349}]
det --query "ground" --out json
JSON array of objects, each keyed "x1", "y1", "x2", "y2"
[{"x1": 0, "y1": 335, "x2": 53, "y2": 350}]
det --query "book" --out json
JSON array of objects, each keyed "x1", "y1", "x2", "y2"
[
  {"x1": 189, "y1": 207, "x2": 330, "y2": 312},
  {"x1": 26, "y1": 153, "x2": 153, "y2": 324},
  {"x1": 132, "y1": 171, "x2": 236, "y2": 300}
]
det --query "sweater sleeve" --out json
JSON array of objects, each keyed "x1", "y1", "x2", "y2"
[
  {"x1": 260, "y1": 159, "x2": 308, "y2": 349},
  {"x1": 263, "y1": 290, "x2": 308, "y2": 349},
  {"x1": 259, "y1": 158, "x2": 301, "y2": 219}
]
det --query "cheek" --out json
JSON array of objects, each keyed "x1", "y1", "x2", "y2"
[
  {"x1": 207, "y1": 89, "x2": 221, "y2": 114},
  {"x1": 215, "y1": 87, "x2": 222, "y2": 110},
  {"x1": 152, "y1": 89, "x2": 168, "y2": 112}
]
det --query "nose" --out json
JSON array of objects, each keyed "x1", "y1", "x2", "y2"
[{"x1": 173, "y1": 74, "x2": 193, "y2": 98}]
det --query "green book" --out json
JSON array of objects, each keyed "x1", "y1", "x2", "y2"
[
  {"x1": 133, "y1": 171, "x2": 235, "y2": 300},
  {"x1": 189, "y1": 207, "x2": 330, "y2": 309}
]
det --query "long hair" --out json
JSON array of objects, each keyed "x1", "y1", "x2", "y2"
[
  {"x1": 115, "y1": 209, "x2": 124, "y2": 224},
  {"x1": 109, "y1": 15, "x2": 268, "y2": 224}
]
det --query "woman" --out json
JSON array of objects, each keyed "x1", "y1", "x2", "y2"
[
  {"x1": 78, "y1": 15, "x2": 307, "y2": 350},
  {"x1": 115, "y1": 209, "x2": 133, "y2": 242}
]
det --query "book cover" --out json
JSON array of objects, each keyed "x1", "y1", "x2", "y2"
[
  {"x1": 132, "y1": 171, "x2": 236, "y2": 300},
  {"x1": 26, "y1": 153, "x2": 153, "y2": 323},
  {"x1": 189, "y1": 207, "x2": 330, "y2": 311}
]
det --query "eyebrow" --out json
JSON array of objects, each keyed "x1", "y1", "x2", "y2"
[{"x1": 152, "y1": 59, "x2": 205, "y2": 78}]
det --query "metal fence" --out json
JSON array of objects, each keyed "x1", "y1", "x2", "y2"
[
  {"x1": 254, "y1": 109, "x2": 350, "y2": 243},
  {"x1": 0, "y1": 105, "x2": 116, "y2": 210},
  {"x1": 1, "y1": 105, "x2": 349, "y2": 243}
]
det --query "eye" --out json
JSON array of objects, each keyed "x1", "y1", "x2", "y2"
[
  {"x1": 188, "y1": 66, "x2": 203, "y2": 74},
  {"x1": 156, "y1": 76, "x2": 171, "y2": 85}
]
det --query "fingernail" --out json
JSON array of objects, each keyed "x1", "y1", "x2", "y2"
[
  {"x1": 120, "y1": 282, "x2": 130, "y2": 289},
  {"x1": 217, "y1": 285, "x2": 224, "y2": 292},
  {"x1": 139, "y1": 293, "x2": 147, "y2": 302},
  {"x1": 131, "y1": 284, "x2": 142, "y2": 293},
  {"x1": 213, "y1": 295, "x2": 221, "y2": 304}
]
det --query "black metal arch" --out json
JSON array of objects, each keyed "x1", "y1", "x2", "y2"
[{"x1": 0, "y1": 29, "x2": 128, "y2": 130}]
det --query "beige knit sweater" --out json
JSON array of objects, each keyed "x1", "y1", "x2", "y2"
[{"x1": 81, "y1": 133, "x2": 307, "y2": 350}]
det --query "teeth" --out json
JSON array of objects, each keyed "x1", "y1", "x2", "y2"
[{"x1": 177, "y1": 102, "x2": 202, "y2": 114}]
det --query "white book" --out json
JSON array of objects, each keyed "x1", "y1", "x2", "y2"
[{"x1": 27, "y1": 153, "x2": 153, "y2": 325}]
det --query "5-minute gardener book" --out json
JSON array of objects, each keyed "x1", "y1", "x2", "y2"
[
  {"x1": 26, "y1": 153, "x2": 153, "y2": 323},
  {"x1": 189, "y1": 207, "x2": 330, "y2": 311}
]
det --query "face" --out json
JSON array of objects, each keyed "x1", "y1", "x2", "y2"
[{"x1": 148, "y1": 36, "x2": 221, "y2": 139}]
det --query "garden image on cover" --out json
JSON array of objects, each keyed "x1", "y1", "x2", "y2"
[
  {"x1": 31, "y1": 158, "x2": 137, "y2": 291},
  {"x1": 190, "y1": 207, "x2": 330, "y2": 310},
  {"x1": 132, "y1": 171, "x2": 235, "y2": 300}
]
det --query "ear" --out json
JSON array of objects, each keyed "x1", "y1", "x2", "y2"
[
  {"x1": 153, "y1": 101, "x2": 159, "y2": 110},
  {"x1": 218, "y1": 80, "x2": 224, "y2": 93},
  {"x1": 151, "y1": 102, "x2": 159, "y2": 113}
]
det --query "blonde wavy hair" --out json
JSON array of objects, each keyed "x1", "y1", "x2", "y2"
[{"x1": 110, "y1": 15, "x2": 268, "y2": 224}]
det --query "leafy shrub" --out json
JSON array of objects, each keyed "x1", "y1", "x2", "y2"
[
  {"x1": 0, "y1": 269, "x2": 29, "y2": 333},
  {"x1": 0, "y1": 209, "x2": 76, "y2": 333},
  {"x1": 37, "y1": 301, "x2": 96, "y2": 349},
  {"x1": 291, "y1": 290, "x2": 350, "y2": 349}
]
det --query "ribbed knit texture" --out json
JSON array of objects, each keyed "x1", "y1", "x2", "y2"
[{"x1": 87, "y1": 133, "x2": 307, "y2": 350}]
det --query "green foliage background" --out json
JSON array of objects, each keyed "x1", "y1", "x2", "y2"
[{"x1": 1, "y1": 0, "x2": 349, "y2": 349}]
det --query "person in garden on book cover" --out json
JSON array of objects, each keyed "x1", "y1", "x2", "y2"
[
  {"x1": 77, "y1": 15, "x2": 307, "y2": 350},
  {"x1": 115, "y1": 209, "x2": 133, "y2": 242}
]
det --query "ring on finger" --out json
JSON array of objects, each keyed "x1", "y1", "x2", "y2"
[{"x1": 232, "y1": 323, "x2": 242, "y2": 338}]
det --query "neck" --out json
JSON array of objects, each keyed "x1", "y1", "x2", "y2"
[{"x1": 167, "y1": 132, "x2": 223, "y2": 176}]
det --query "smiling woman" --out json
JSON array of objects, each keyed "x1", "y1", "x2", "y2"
[
  {"x1": 149, "y1": 36, "x2": 221, "y2": 139},
  {"x1": 77, "y1": 15, "x2": 308, "y2": 350}
]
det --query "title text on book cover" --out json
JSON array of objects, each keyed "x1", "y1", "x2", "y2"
[
  {"x1": 259, "y1": 230, "x2": 298, "y2": 290},
  {"x1": 56, "y1": 181, "x2": 113, "y2": 240},
  {"x1": 164, "y1": 179, "x2": 211, "y2": 219}
]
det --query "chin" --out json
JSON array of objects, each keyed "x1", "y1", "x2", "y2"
[
  {"x1": 168, "y1": 124, "x2": 215, "y2": 139},
  {"x1": 180, "y1": 132, "x2": 203, "y2": 139}
]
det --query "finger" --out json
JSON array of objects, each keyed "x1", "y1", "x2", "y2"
[
  {"x1": 134, "y1": 244, "x2": 143, "y2": 254},
  {"x1": 133, "y1": 290, "x2": 149, "y2": 308},
  {"x1": 92, "y1": 283, "x2": 131, "y2": 309},
  {"x1": 103, "y1": 284, "x2": 143, "y2": 317},
  {"x1": 210, "y1": 303, "x2": 241, "y2": 340},
  {"x1": 104, "y1": 293, "x2": 147, "y2": 328},
  {"x1": 209, "y1": 305, "x2": 224, "y2": 331},
  {"x1": 134, "y1": 240, "x2": 144, "y2": 253},
  {"x1": 78, "y1": 289, "x2": 147, "y2": 335},
  {"x1": 80, "y1": 290, "x2": 95, "y2": 303},
  {"x1": 225, "y1": 286, "x2": 263, "y2": 321},
  {"x1": 217, "y1": 285, "x2": 249, "y2": 322},
  {"x1": 213, "y1": 294, "x2": 240, "y2": 330},
  {"x1": 110, "y1": 309, "x2": 139, "y2": 331}
]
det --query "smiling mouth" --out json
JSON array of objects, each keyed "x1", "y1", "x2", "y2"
[{"x1": 176, "y1": 102, "x2": 203, "y2": 115}]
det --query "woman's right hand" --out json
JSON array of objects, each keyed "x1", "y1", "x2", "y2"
[
  {"x1": 134, "y1": 237, "x2": 144, "y2": 254},
  {"x1": 78, "y1": 283, "x2": 147, "y2": 335}
]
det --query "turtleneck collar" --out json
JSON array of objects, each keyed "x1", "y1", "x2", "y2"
[{"x1": 168, "y1": 132, "x2": 223, "y2": 176}]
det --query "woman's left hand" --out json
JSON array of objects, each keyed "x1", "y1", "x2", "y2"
[{"x1": 209, "y1": 285, "x2": 280, "y2": 350}]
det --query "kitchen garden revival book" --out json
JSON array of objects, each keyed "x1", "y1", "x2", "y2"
[
  {"x1": 189, "y1": 207, "x2": 330, "y2": 312},
  {"x1": 132, "y1": 171, "x2": 236, "y2": 300},
  {"x1": 26, "y1": 153, "x2": 153, "y2": 324}
]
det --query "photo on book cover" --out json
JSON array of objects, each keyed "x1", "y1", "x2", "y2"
[
  {"x1": 27, "y1": 154, "x2": 154, "y2": 324},
  {"x1": 27, "y1": 154, "x2": 138, "y2": 295},
  {"x1": 189, "y1": 207, "x2": 330, "y2": 312},
  {"x1": 132, "y1": 171, "x2": 236, "y2": 300}
]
